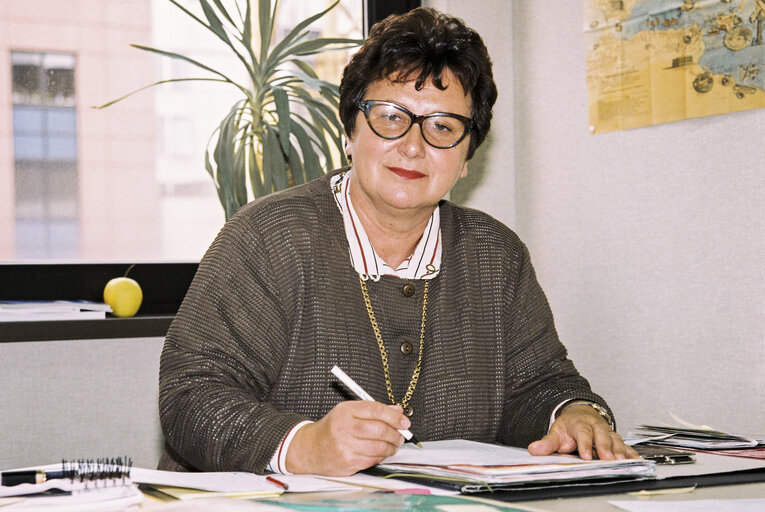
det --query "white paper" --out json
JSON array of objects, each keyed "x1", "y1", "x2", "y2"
[
  {"x1": 383, "y1": 439, "x2": 648, "y2": 468},
  {"x1": 0, "y1": 478, "x2": 134, "y2": 498},
  {"x1": 0, "y1": 300, "x2": 111, "y2": 321},
  {"x1": 318, "y1": 473, "x2": 459, "y2": 495},
  {"x1": 653, "y1": 451, "x2": 765, "y2": 481},
  {"x1": 275, "y1": 475, "x2": 357, "y2": 493},
  {"x1": 129, "y1": 467, "x2": 355, "y2": 494},
  {"x1": 0, "y1": 485, "x2": 143, "y2": 511},
  {"x1": 609, "y1": 499, "x2": 765, "y2": 512},
  {"x1": 129, "y1": 468, "x2": 274, "y2": 493},
  {"x1": 383, "y1": 439, "x2": 580, "y2": 466}
]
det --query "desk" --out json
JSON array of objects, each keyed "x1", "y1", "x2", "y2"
[
  {"x1": 137, "y1": 452, "x2": 765, "y2": 511},
  {"x1": 508, "y1": 481, "x2": 765, "y2": 511},
  {"x1": 138, "y1": 482, "x2": 765, "y2": 511}
]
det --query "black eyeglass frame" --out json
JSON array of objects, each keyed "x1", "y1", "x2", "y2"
[{"x1": 357, "y1": 100, "x2": 473, "y2": 149}]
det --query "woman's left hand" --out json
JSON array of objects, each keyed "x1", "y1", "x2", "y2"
[{"x1": 527, "y1": 404, "x2": 639, "y2": 460}]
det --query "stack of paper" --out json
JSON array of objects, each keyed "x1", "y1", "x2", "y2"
[
  {"x1": 377, "y1": 440, "x2": 655, "y2": 492},
  {"x1": 130, "y1": 467, "x2": 357, "y2": 500},
  {"x1": 636, "y1": 425, "x2": 760, "y2": 450},
  {"x1": 0, "y1": 300, "x2": 112, "y2": 322},
  {"x1": 0, "y1": 472, "x2": 142, "y2": 511},
  {"x1": 1, "y1": 463, "x2": 360, "y2": 509},
  {"x1": 0, "y1": 486, "x2": 144, "y2": 512}
]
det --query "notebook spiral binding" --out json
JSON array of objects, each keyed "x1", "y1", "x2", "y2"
[{"x1": 60, "y1": 457, "x2": 133, "y2": 488}]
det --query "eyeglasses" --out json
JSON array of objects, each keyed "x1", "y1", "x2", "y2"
[{"x1": 357, "y1": 100, "x2": 472, "y2": 149}]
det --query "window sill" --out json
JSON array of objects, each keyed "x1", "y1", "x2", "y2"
[
  {"x1": 1, "y1": 262, "x2": 196, "y2": 343},
  {"x1": 1, "y1": 314, "x2": 175, "y2": 343}
]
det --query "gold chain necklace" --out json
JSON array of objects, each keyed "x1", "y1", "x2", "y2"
[{"x1": 359, "y1": 275, "x2": 428, "y2": 410}]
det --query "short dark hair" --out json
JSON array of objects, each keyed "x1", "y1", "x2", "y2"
[{"x1": 339, "y1": 7, "x2": 497, "y2": 160}]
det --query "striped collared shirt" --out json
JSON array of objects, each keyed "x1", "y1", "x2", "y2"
[{"x1": 330, "y1": 170, "x2": 441, "y2": 281}]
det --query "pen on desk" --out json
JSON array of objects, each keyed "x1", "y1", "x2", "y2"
[
  {"x1": 1, "y1": 469, "x2": 67, "y2": 487},
  {"x1": 330, "y1": 365, "x2": 423, "y2": 448},
  {"x1": 266, "y1": 475, "x2": 289, "y2": 491}
]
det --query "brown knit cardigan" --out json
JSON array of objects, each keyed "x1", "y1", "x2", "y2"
[{"x1": 158, "y1": 170, "x2": 611, "y2": 473}]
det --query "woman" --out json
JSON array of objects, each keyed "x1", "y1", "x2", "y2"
[{"x1": 158, "y1": 7, "x2": 637, "y2": 477}]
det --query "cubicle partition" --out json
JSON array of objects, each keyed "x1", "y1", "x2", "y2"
[{"x1": 0, "y1": 263, "x2": 196, "y2": 469}]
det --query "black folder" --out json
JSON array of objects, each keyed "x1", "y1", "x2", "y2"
[{"x1": 371, "y1": 462, "x2": 765, "y2": 502}]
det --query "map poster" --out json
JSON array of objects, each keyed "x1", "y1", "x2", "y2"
[{"x1": 585, "y1": 0, "x2": 765, "y2": 134}]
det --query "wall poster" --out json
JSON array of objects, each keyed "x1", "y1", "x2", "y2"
[{"x1": 585, "y1": 0, "x2": 765, "y2": 133}]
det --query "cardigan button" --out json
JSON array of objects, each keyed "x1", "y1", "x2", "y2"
[
  {"x1": 400, "y1": 341, "x2": 414, "y2": 355},
  {"x1": 402, "y1": 284, "x2": 416, "y2": 297},
  {"x1": 403, "y1": 405, "x2": 414, "y2": 417}
]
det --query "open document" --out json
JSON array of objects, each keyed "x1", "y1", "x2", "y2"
[
  {"x1": 376, "y1": 439, "x2": 655, "y2": 492},
  {"x1": 129, "y1": 467, "x2": 358, "y2": 499}
]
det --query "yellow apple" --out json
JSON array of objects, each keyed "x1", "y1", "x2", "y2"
[{"x1": 103, "y1": 276, "x2": 143, "y2": 317}]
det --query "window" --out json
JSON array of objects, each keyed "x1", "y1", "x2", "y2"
[
  {"x1": 11, "y1": 52, "x2": 78, "y2": 258},
  {"x1": 1, "y1": 0, "x2": 364, "y2": 262}
]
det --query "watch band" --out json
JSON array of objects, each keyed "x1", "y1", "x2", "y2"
[{"x1": 561, "y1": 400, "x2": 615, "y2": 431}]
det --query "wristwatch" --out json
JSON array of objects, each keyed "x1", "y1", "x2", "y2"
[{"x1": 561, "y1": 400, "x2": 616, "y2": 431}]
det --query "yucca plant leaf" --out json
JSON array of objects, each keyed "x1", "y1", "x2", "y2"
[
  {"x1": 288, "y1": 58, "x2": 319, "y2": 79},
  {"x1": 294, "y1": 111, "x2": 334, "y2": 171},
  {"x1": 232, "y1": 136, "x2": 249, "y2": 208},
  {"x1": 267, "y1": 36, "x2": 360, "y2": 79},
  {"x1": 263, "y1": 125, "x2": 287, "y2": 192},
  {"x1": 267, "y1": 29, "x2": 310, "y2": 72},
  {"x1": 297, "y1": 95, "x2": 345, "y2": 145},
  {"x1": 248, "y1": 136, "x2": 265, "y2": 198},
  {"x1": 283, "y1": 75, "x2": 341, "y2": 113},
  {"x1": 240, "y1": 0, "x2": 259, "y2": 72},
  {"x1": 271, "y1": 77, "x2": 303, "y2": 90},
  {"x1": 205, "y1": 146, "x2": 230, "y2": 220},
  {"x1": 259, "y1": 0, "x2": 275, "y2": 63},
  {"x1": 266, "y1": 0, "x2": 341, "y2": 65},
  {"x1": 164, "y1": 0, "x2": 260, "y2": 90},
  {"x1": 291, "y1": 120, "x2": 323, "y2": 180},
  {"x1": 309, "y1": 110, "x2": 344, "y2": 164},
  {"x1": 208, "y1": 146, "x2": 237, "y2": 220},
  {"x1": 199, "y1": 0, "x2": 233, "y2": 46},
  {"x1": 216, "y1": 106, "x2": 237, "y2": 166},
  {"x1": 129, "y1": 44, "x2": 253, "y2": 98},
  {"x1": 314, "y1": 99, "x2": 345, "y2": 138},
  {"x1": 168, "y1": 0, "x2": 251, "y2": 70},
  {"x1": 288, "y1": 67, "x2": 336, "y2": 96},
  {"x1": 167, "y1": 0, "x2": 217, "y2": 34},
  {"x1": 208, "y1": 0, "x2": 237, "y2": 26},
  {"x1": 286, "y1": 138, "x2": 305, "y2": 186},
  {"x1": 291, "y1": 88, "x2": 343, "y2": 139},
  {"x1": 272, "y1": 86, "x2": 291, "y2": 156},
  {"x1": 321, "y1": 81, "x2": 340, "y2": 94},
  {"x1": 95, "y1": 77, "x2": 227, "y2": 109},
  {"x1": 212, "y1": 107, "x2": 240, "y2": 213},
  {"x1": 287, "y1": 38, "x2": 363, "y2": 57},
  {"x1": 319, "y1": 87, "x2": 340, "y2": 109}
]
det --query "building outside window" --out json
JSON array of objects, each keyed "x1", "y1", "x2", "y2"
[{"x1": 11, "y1": 51, "x2": 78, "y2": 259}]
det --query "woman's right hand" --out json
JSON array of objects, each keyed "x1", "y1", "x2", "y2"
[{"x1": 285, "y1": 401, "x2": 409, "y2": 475}]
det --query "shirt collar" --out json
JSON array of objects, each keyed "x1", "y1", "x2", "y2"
[{"x1": 331, "y1": 170, "x2": 441, "y2": 281}]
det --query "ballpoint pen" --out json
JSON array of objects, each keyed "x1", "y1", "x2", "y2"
[
  {"x1": 330, "y1": 365, "x2": 423, "y2": 448},
  {"x1": 1, "y1": 469, "x2": 69, "y2": 487},
  {"x1": 266, "y1": 475, "x2": 289, "y2": 491}
]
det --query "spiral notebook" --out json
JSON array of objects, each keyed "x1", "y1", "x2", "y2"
[{"x1": 0, "y1": 458, "x2": 143, "y2": 511}]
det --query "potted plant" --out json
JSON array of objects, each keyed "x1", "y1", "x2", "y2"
[{"x1": 99, "y1": 0, "x2": 362, "y2": 220}]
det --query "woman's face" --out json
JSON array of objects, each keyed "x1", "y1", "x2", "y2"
[{"x1": 345, "y1": 69, "x2": 471, "y2": 221}]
